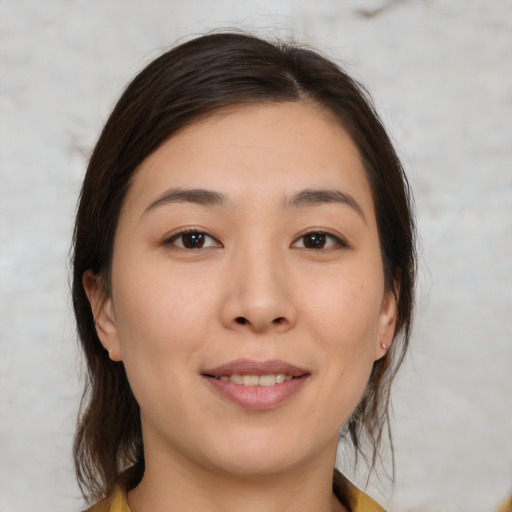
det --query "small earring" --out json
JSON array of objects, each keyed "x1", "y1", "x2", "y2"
[
  {"x1": 107, "y1": 347, "x2": 112, "y2": 356},
  {"x1": 381, "y1": 343, "x2": 388, "y2": 350}
]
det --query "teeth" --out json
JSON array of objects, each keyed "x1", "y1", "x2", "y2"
[
  {"x1": 242, "y1": 375, "x2": 259, "y2": 386},
  {"x1": 218, "y1": 373, "x2": 292, "y2": 386},
  {"x1": 230, "y1": 374, "x2": 243, "y2": 385},
  {"x1": 258, "y1": 374, "x2": 278, "y2": 386}
]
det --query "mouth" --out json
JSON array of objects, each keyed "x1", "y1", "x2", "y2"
[
  {"x1": 201, "y1": 359, "x2": 310, "y2": 409},
  {"x1": 214, "y1": 373, "x2": 294, "y2": 387}
]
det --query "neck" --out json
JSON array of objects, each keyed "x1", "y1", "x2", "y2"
[{"x1": 127, "y1": 445, "x2": 346, "y2": 512}]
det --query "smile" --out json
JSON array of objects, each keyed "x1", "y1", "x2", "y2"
[
  {"x1": 216, "y1": 374, "x2": 294, "y2": 386},
  {"x1": 203, "y1": 359, "x2": 309, "y2": 410}
]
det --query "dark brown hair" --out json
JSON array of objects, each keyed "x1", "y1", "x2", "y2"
[{"x1": 72, "y1": 32, "x2": 415, "y2": 508}]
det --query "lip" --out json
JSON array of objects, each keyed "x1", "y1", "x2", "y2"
[
  {"x1": 203, "y1": 359, "x2": 308, "y2": 378},
  {"x1": 202, "y1": 359, "x2": 310, "y2": 410}
]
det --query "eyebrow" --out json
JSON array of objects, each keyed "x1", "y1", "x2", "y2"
[
  {"x1": 143, "y1": 187, "x2": 231, "y2": 215},
  {"x1": 143, "y1": 186, "x2": 366, "y2": 223},
  {"x1": 287, "y1": 188, "x2": 367, "y2": 223}
]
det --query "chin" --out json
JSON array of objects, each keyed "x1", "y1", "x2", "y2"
[
  {"x1": 208, "y1": 451, "x2": 303, "y2": 479},
  {"x1": 197, "y1": 426, "x2": 331, "y2": 479}
]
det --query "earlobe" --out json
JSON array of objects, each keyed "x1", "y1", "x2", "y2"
[
  {"x1": 375, "y1": 290, "x2": 398, "y2": 361},
  {"x1": 82, "y1": 270, "x2": 122, "y2": 361}
]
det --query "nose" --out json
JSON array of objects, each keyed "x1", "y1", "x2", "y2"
[{"x1": 219, "y1": 243, "x2": 298, "y2": 334}]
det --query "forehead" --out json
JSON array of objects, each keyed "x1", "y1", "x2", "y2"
[{"x1": 123, "y1": 101, "x2": 374, "y2": 218}]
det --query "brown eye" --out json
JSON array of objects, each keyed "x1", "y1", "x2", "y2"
[
  {"x1": 168, "y1": 231, "x2": 220, "y2": 250},
  {"x1": 303, "y1": 233, "x2": 327, "y2": 249},
  {"x1": 292, "y1": 232, "x2": 346, "y2": 250},
  {"x1": 181, "y1": 232, "x2": 205, "y2": 248}
]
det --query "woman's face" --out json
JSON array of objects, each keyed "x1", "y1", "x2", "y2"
[{"x1": 87, "y1": 102, "x2": 397, "y2": 478}]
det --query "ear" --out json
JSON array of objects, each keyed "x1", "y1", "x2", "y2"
[
  {"x1": 374, "y1": 289, "x2": 398, "y2": 361},
  {"x1": 82, "y1": 270, "x2": 122, "y2": 361}
]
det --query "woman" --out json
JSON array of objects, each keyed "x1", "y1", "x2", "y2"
[{"x1": 72, "y1": 32, "x2": 416, "y2": 512}]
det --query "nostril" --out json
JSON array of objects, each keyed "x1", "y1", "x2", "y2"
[{"x1": 234, "y1": 316, "x2": 287, "y2": 327}]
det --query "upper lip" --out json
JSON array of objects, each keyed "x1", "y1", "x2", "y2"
[{"x1": 202, "y1": 359, "x2": 309, "y2": 378}]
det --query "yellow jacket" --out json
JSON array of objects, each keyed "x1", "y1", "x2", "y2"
[{"x1": 498, "y1": 495, "x2": 512, "y2": 512}]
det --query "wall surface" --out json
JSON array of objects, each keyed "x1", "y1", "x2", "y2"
[{"x1": 1, "y1": 1, "x2": 511, "y2": 511}]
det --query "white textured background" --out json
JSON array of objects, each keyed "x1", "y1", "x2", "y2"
[{"x1": 1, "y1": 1, "x2": 511, "y2": 511}]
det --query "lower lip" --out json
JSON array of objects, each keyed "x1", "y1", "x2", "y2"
[{"x1": 204, "y1": 376, "x2": 308, "y2": 410}]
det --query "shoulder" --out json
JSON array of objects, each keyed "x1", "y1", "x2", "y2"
[
  {"x1": 333, "y1": 469, "x2": 386, "y2": 512},
  {"x1": 498, "y1": 494, "x2": 512, "y2": 512},
  {"x1": 348, "y1": 482, "x2": 386, "y2": 512},
  {"x1": 83, "y1": 486, "x2": 129, "y2": 512}
]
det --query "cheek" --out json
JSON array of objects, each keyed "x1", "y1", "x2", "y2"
[
  {"x1": 111, "y1": 258, "x2": 220, "y2": 362},
  {"x1": 109, "y1": 261, "x2": 223, "y2": 427},
  {"x1": 304, "y1": 271, "x2": 383, "y2": 348},
  {"x1": 300, "y1": 270, "x2": 383, "y2": 404}
]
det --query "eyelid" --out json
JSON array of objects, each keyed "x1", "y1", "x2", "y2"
[
  {"x1": 163, "y1": 227, "x2": 223, "y2": 249},
  {"x1": 291, "y1": 229, "x2": 349, "y2": 250},
  {"x1": 161, "y1": 227, "x2": 347, "y2": 251}
]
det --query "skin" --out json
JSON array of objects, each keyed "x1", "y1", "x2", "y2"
[{"x1": 84, "y1": 101, "x2": 397, "y2": 512}]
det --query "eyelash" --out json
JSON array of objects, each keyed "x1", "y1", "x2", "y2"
[
  {"x1": 291, "y1": 231, "x2": 348, "y2": 250},
  {"x1": 163, "y1": 229, "x2": 348, "y2": 251},
  {"x1": 164, "y1": 229, "x2": 222, "y2": 250}
]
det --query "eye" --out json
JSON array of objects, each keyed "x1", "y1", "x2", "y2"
[
  {"x1": 292, "y1": 231, "x2": 346, "y2": 250},
  {"x1": 166, "y1": 230, "x2": 221, "y2": 250}
]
